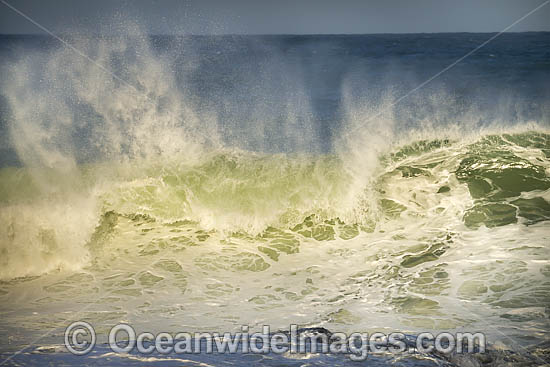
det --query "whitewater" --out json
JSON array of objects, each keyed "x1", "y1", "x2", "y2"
[{"x1": 0, "y1": 31, "x2": 549, "y2": 366}]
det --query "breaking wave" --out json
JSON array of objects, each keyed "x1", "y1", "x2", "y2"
[{"x1": 0, "y1": 32, "x2": 549, "y2": 362}]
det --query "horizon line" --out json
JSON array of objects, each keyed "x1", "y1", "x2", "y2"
[{"x1": 1, "y1": 30, "x2": 549, "y2": 37}]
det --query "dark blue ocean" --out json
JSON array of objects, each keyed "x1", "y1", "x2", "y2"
[{"x1": 1, "y1": 33, "x2": 549, "y2": 164}]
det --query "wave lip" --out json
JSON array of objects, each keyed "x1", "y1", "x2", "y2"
[{"x1": 1, "y1": 131, "x2": 549, "y2": 281}]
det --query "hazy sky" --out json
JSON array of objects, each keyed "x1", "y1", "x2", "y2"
[{"x1": 1, "y1": 0, "x2": 549, "y2": 34}]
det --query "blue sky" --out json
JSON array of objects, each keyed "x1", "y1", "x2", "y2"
[{"x1": 1, "y1": 0, "x2": 549, "y2": 34}]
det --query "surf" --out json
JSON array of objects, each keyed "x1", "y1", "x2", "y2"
[{"x1": 0, "y1": 31, "x2": 549, "y2": 365}]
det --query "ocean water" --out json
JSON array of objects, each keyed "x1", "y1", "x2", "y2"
[{"x1": 0, "y1": 32, "x2": 549, "y2": 366}]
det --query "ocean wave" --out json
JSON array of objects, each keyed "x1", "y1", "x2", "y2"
[{"x1": 1, "y1": 131, "x2": 548, "y2": 280}]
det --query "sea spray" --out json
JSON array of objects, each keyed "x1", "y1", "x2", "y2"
[
  {"x1": 0, "y1": 30, "x2": 215, "y2": 279},
  {"x1": 0, "y1": 32, "x2": 549, "y2": 365}
]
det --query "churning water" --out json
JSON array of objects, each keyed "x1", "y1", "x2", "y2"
[{"x1": 0, "y1": 31, "x2": 549, "y2": 366}]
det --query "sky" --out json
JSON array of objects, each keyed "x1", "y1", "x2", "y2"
[{"x1": 0, "y1": 0, "x2": 549, "y2": 35}]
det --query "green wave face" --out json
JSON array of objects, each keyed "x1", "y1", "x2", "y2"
[
  {"x1": 100, "y1": 152, "x2": 355, "y2": 233},
  {"x1": 0, "y1": 131, "x2": 549, "y2": 346},
  {"x1": 383, "y1": 132, "x2": 550, "y2": 229},
  {"x1": 456, "y1": 133, "x2": 550, "y2": 227}
]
